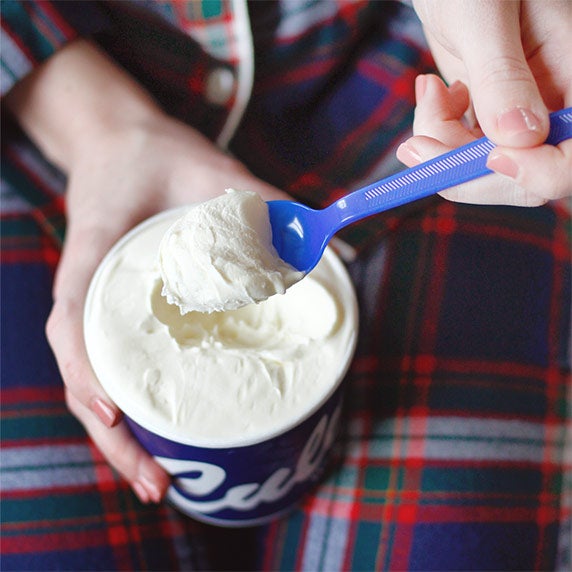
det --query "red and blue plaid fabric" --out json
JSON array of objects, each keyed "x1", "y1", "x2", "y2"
[{"x1": 1, "y1": 1, "x2": 571, "y2": 570}]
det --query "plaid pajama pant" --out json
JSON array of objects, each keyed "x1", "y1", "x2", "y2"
[
  {"x1": 1, "y1": 1, "x2": 571, "y2": 570},
  {"x1": 2, "y1": 168, "x2": 570, "y2": 570}
]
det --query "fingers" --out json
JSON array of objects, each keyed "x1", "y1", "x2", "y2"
[
  {"x1": 456, "y1": 1, "x2": 549, "y2": 147},
  {"x1": 47, "y1": 300, "x2": 120, "y2": 427},
  {"x1": 46, "y1": 213, "x2": 169, "y2": 503},
  {"x1": 487, "y1": 139, "x2": 572, "y2": 201},
  {"x1": 66, "y1": 390, "x2": 170, "y2": 503},
  {"x1": 412, "y1": 74, "x2": 475, "y2": 145},
  {"x1": 46, "y1": 223, "x2": 123, "y2": 427},
  {"x1": 397, "y1": 74, "x2": 476, "y2": 167},
  {"x1": 398, "y1": 133, "x2": 546, "y2": 206},
  {"x1": 397, "y1": 74, "x2": 551, "y2": 206}
]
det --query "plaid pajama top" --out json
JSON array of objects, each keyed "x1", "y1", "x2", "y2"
[{"x1": 1, "y1": 1, "x2": 571, "y2": 570}]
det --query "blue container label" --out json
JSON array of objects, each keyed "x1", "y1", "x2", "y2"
[{"x1": 126, "y1": 385, "x2": 344, "y2": 526}]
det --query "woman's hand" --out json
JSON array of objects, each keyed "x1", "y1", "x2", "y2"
[
  {"x1": 400, "y1": 0, "x2": 572, "y2": 205},
  {"x1": 52, "y1": 116, "x2": 285, "y2": 503},
  {"x1": 5, "y1": 39, "x2": 287, "y2": 503}
]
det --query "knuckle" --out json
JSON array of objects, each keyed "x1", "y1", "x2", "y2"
[
  {"x1": 45, "y1": 307, "x2": 61, "y2": 346},
  {"x1": 64, "y1": 388, "x2": 81, "y2": 416},
  {"x1": 105, "y1": 441, "x2": 136, "y2": 474},
  {"x1": 521, "y1": 158, "x2": 572, "y2": 202},
  {"x1": 103, "y1": 441, "x2": 123, "y2": 466},
  {"x1": 45, "y1": 299, "x2": 76, "y2": 344},
  {"x1": 477, "y1": 55, "x2": 535, "y2": 91},
  {"x1": 542, "y1": 183, "x2": 567, "y2": 202},
  {"x1": 521, "y1": 192, "x2": 548, "y2": 207},
  {"x1": 46, "y1": 301, "x2": 89, "y2": 392},
  {"x1": 59, "y1": 357, "x2": 86, "y2": 396}
]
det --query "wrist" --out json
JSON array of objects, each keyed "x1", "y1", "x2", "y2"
[{"x1": 4, "y1": 39, "x2": 163, "y2": 172}]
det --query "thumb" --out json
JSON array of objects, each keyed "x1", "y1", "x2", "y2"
[{"x1": 460, "y1": 1, "x2": 549, "y2": 148}]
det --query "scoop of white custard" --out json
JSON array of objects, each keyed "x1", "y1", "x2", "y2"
[{"x1": 159, "y1": 189, "x2": 303, "y2": 313}]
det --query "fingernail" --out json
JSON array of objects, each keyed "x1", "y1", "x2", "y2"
[
  {"x1": 397, "y1": 141, "x2": 423, "y2": 164},
  {"x1": 487, "y1": 152, "x2": 519, "y2": 179},
  {"x1": 90, "y1": 397, "x2": 119, "y2": 428},
  {"x1": 415, "y1": 75, "x2": 427, "y2": 102},
  {"x1": 137, "y1": 475, "x2": 163, "y2": 504},
  {"x1": 497, "y1": 107, "x2": 542, "y2": 139},
  {"x1": 132, "y1": 481, "x2": 150, "y2": 504}
]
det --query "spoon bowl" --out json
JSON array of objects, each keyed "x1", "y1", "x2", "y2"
[
  {"x1": 266, "y1": 201, "x2": 330, "y2": 275},
  {"x1": 268, "y1": 107, "x2": 572, "y2": 274}
]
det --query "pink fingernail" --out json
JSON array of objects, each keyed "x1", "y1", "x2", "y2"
[
  {"x1": 132, "y1": 481, "x2": 150, "y2": 504},
  {"x1": 497, "y1": 108, "x2": 542, "y2": 139},
  {"x1": 487, "y1": 152, "x2": 519, "y2": 179},
  {"x1": 397, "y1": 141, "x2": 423, "y2": 164},
  {"x1": 90, "y1": 397, "x2": 119, "y2": 428},
  {"x1": 415, "y1": 75, "x2": 427, "y2": 102},
  {"x1": 137, "y1": 475, "x2": 163, "y2": 504}
]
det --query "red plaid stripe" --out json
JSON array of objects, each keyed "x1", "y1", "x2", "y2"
[
  {"x1": 255, "y1": 198, "x2": 571, "y2": 571},
  {"x1": 2, "y1": 1, "x2": 570, "y2": 570}
]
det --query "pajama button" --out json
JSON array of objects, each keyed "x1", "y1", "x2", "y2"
[{"x1": 205, "y1": 67, "x2": 235, "y2": 106}]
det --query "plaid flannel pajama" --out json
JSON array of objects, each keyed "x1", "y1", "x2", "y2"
[{"x1": 1, "y1": 1, "x2": 570, "y2": 570}]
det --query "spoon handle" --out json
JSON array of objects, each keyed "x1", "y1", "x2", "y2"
[{"x1": 329, "y1": 107, "x2": 572, "y2": 230}]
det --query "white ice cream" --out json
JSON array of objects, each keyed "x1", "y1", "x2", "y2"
[
  {"x1": 84, "y1": 209, "x2": 357, "y2": 445},
  {"x1": 159, "y1": 189, "x2": 303, "y2": 313}
]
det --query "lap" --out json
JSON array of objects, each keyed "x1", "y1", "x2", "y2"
[
  {"x1": 259, "y1": 199, "x2": 571, "y2": 571},
  {"x1": 1, "y1": 170, "x2": 570, "y2": 570}
]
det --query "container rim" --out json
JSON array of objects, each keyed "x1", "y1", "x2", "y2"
[{"x1": 84, "y1": 206, "x2": 359, "y2": 449}]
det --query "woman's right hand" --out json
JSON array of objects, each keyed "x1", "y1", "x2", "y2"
[
  {"x1": 5, "y1": 39, "x2": 287, "y2": 503},
  {"x1": 406, "y1": 0, "x2": 572, "y2": 205}
]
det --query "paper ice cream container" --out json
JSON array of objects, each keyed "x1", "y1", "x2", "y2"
[{"x1": 84, "y1": 207, "x2": 358, "y2": 527}]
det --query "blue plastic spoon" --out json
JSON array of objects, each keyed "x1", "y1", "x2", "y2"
[{"x1": 268, "y1": 107, "x2": 572, "y2": 274}]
